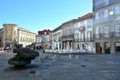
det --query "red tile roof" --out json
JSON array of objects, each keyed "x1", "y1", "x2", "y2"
[
  {"x1": 38, "y1": 29, "x2": 52, "y2": 35},
  {"x1": 76, "y1": 13, "x2": 93, "y2": 22},
  {"x1": 61, "y1": 13, "x2": 93, "y2": 26}
]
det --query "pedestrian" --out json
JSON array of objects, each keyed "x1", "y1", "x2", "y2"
[{"x1": 100, "y1": 47, "x2": 102, "y2": 53}]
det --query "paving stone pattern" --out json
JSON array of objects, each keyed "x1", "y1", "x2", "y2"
[{"x1": 0, "y1": 51, "x2": 120, "y2": 80}]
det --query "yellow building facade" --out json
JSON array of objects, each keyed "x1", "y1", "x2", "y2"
[
  {"x1": 2, "y1": 24, "x2": 36, "y2": 48},
  {"x1": 3, "y1": 24, "x2": 18, "y2": 48}
]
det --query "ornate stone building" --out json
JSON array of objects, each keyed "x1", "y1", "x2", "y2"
[
  {"x1": 74, "y1": 13, "x2": 94, "y2": 52},
  {"x1": 0, "y1": 28, "x2": 3, "y2": 47},
  {"x1": 1, "y1": 24, "x2": 36, "y2": 48},
  {"x1": 3, "y1": 24, "x2": 19, "y2": 48},
  {"x1": 61, "y1": 20, "x2": 75, "y2": 50},
  {"x1": 93, "y1": 0, "x2": 120, "y2": 54},
  {"x1": 38, "y1": 29, "x2": 51, "y2": 49},
  {"x1": 18, "y1": 28, "x2": 36, "y2": 47}
]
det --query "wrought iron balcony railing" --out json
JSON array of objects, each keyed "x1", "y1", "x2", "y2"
[
  {"x1": 61, "y1": 34, "x2": 74, "y2": 39},
  {"x1": 74, "y1": 37, "x2": 93, "y2": 42},
  {"x1": 93, "y1": 32, "x2": 120, "y2": 39}
]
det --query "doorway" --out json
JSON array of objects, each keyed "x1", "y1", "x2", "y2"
[
  {"x1": 104, "y1": 42, "x2": 110, "y2": 54},
  {"x1": 95, "y1": 42, "x2": 102, "y2": 54},
  {"x1": 115, "y1": 42, "x2": 120, "y2": 53}
]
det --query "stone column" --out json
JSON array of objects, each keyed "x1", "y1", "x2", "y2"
[
  {"x1": 64, "y1": 43, "x2": 65, "y2": 49},
  {"x1": 52, "y1": 41, "x2": 54, "y2": 50},
  {"x1": 57, "y1": 42, "x2": 59, "y2": 50},
  {"x1": 110, "y1": 42, "x2": 115, "y2": 54},
  {"x1": 60, "y1": 42, "x2": 62, "y2": 50},
  {"x1": 101, "y1": 42, "x2": 105, "y2": 54},
  {"x1": 70, "y1": 42, "x2": 71, "y2": 49}
]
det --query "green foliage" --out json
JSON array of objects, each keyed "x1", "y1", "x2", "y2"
[
  {"x1": 8, "y1": 48, "x2": 39, "y2": 67},
  {"x1": 14, "y1": 44, "x2": 23, "y2": 49}
]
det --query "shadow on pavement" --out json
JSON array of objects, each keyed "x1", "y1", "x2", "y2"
[{"x1": 4, "y1": 64, "x2": 39, "y2": 71}]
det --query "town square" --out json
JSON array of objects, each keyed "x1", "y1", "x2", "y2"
[{"x1": 0, "y1": 0, "x2": 120, "y2": 80}]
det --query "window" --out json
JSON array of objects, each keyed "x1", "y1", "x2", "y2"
[
  {"x1": 104, "y1": 26, "x2": 109, "y2": 33},
  {"x1": 104, "y1": 9, "x2": 108, "y2": 17},
  {"x1": 115, "y1": 24, "x2": 120, "y2": 32},
  {"x1": 70, "y1": 29, "x2": 73, "y2": 34},
  {"x1": 95, "y1": 12, "x2": 99, "y2": 20},
  {"x1": 115, "y1": 4, "x2": 120, "y2": 14},
  {"x1": 87, "y1": 21, "x2": 91, "y2": 28},
  {"x1": 66, "y1": 30, "x2": 68, "y2": 36},
  {"x1": 67, "y1": 30, "x2": 70, "y2": 35},
  {"x1": 94, "y1": 0, "x2": 104, "y2": 6},
  {"x1": 87, "y1": 31, "x2": 91, "y2": 38},
  {"x1": 44, "y1": 32, "x2": 46, "y2": 35},
  {"x1": 87, "y1": 31, "x2": 91, "y2": 41},
  {"x1": 115, "y1": 23, "x2": 120, "y2": 37},
  {"x1": 65, "y1": 31, "x2": 67, "y2": 36},
  {"x1": 75, "y1": 33, "x2": 79, "y2": 39},
  {"x1": 109, "y1": 6, "x2": 114, "y2": 15},
  {"x1": 96, "y1": 27, "x2": 99, "y2": 34},
  {"x1": 77, "y1": 33, "x2": 79, "y2": 39},
  {"x1": 104, "y1": 0, "x2": 109, "y2": 5},
  {"x1": 63, "y1": 31, "x2": 65, "y2": 36}
]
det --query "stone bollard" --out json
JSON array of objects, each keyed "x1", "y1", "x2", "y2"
[{"x1": 68, "y1": 54, "x2": 72, "y2": 59}]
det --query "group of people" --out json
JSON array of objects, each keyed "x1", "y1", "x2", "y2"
[{"x1": 0, "y1": 47, "x2": 11, "y2": 52}]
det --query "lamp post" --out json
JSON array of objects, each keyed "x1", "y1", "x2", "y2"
[
  {"x1": 109, "y1": 10, "x2": 114, "y2": 34},
  {"x1": 109, "y1": 11, "x2": 113, "y2": 16},
  {"x1": 109, "y1": 10, "x2": 115, "y2": 54}
]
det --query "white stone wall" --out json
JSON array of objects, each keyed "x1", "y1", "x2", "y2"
[
  {"x1": 74, "y1": 16, "x2": 94, "y2": 52},
  {"x1": 18, "y1": 29, "x2": 36, "y2": 47},
  {"x1": 52, "y1": 29, "x2": 62, "y2": 50}
]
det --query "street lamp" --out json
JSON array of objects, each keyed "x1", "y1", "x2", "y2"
[
  {"x1": 109, "y1": 10, "x2": 115, "y2": 53},
  {"x1": 109, "y1": 10, "x2": 114, "y2": 36},
  {"x1": 109, "y1": 11, "x2": 114, "y2": 16}
]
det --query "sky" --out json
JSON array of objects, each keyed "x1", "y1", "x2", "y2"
[{"x1": 0, "y1": 0, "x2": 92, "y2": 34}]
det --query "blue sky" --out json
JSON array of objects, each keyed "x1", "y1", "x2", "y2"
[{"x1": 0, "y1": 0, "x2": 92, "y2": 33}]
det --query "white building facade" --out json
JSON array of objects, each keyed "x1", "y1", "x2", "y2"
[
  {"x1": 93, "y1": 0, "x2": 120, "y2": 54},
  {"x1": 74, "y1": 13, "x2": 95, "y2": 53},
  {"x1": 61, "y1": 20, "x2": 75, "y2": 50},
  {"x1": 52, "y1": 26, "x2": 62, "y2": 50},
  {"x1": 35, "y1": 35, "x2": 42, "y2": 49},
  {"x1": 18, "y1": 28, "x2": 36, "y2": 47},
  {"x1": 38, "y1": 30, "x2": 52, "y2": 49}
]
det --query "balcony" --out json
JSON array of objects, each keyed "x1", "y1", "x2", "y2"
[
  {"x1": 110, "y1": 0, "x2": 120, "y2": 4},
  {"x1": 111, "y1": 32, "x2": 120, "y2": 37},
  {"x1": 93, "y1": 1, "x2": 107, "y2": 10},
  {"x1": 85, "y1": 38, "x2": 94, "y2": 42},
  {"x1": 74, "y1": 38, "x2": 81, "y2": 42},
  {"x1": 74, "y1": 37, "x2": 93, "y2": 42},
  {"x1": 61, "y1": 34, "x2": 74, "y2": 39},
  {"x1": 94, "y1": 32, "x2": 120, "y2": 39}
]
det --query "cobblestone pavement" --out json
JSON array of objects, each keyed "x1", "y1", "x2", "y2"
[{"x1": 0, "y1": 51, "x2": 120, "y2": 80}]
